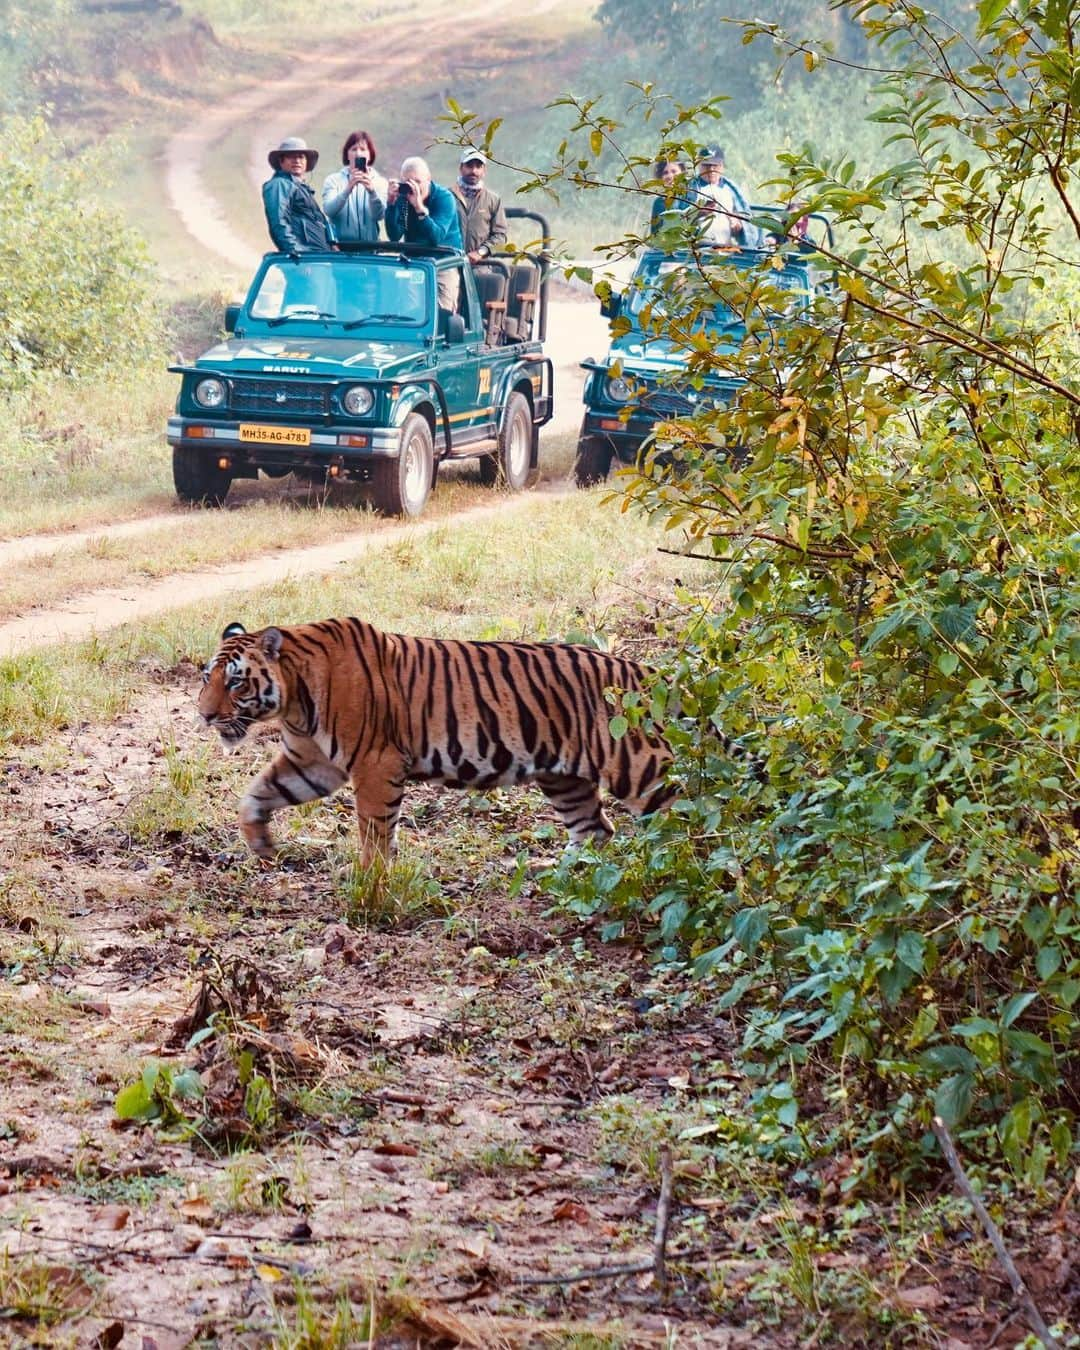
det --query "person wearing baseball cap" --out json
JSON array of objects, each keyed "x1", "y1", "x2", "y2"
[
  {"x1": 450, "y1": 146, "x2": 508, "y2": 264},
  {"x1": 687, "y1": 144, "x2": 757, "y2": 247},
  {"x1": 262, "y1": 137, "x2": 332, "y2": 254}
]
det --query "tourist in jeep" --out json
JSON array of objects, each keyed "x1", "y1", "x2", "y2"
[
  {"x1": 385, "y1": 156, "x2": 463, "y2": 308},
  {"x1": 450, "y1": 147, "x2": 508, "y2": 264},
  {"x1": 321, "y1": 129, "x2": 387, "y2": 243},
  {"x1": 688, "y1": 145, "x2": 756, "y2": 248},
  {"x1": 649, "y1": 157, "x2": 690, "y2": 234},
  {"x1": 262, "y1": 137, "x2": 332, "y2": 254}
]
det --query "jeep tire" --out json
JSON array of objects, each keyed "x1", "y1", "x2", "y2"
[
  {"x1": 372, "y1": 413, "x2": 434, "y2": 517},
  {"x1": 173, "y1": 446, "x2": 232, "y2": 507},
  {"x1": 480, "y1": 390, "x2": 536, "y2": 490},
  {"x1": 573, "y1": 429, "x2": 613, "y2": 488}
]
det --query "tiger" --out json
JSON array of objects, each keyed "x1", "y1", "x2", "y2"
[{"x1": 198, "y1": 617, "x2": 677, "y2": 865}]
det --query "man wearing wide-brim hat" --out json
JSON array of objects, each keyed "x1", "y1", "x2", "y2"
[{"x1": 262, "y1": 137, "x2": 332, "y2": 254}]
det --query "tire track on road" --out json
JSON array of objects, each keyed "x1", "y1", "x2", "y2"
[{"x1": 0, "y1": 491, "x2": 564, "y2": 658}]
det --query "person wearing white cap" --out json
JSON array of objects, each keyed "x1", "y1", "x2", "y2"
[
  {"x1": 687, "y1": 145, "x2": 757, "y2": 248},
  {"x1": 262, "y1": 137, "x2": 332, "y2": 254},
  {"x1": 450, "y1": 147, "x2": 508, "y2": 264}
]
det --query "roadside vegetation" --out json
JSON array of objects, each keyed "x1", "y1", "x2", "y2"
[{"x1": 450, "y1": 0, "x2": 1080, "y2": 1263}]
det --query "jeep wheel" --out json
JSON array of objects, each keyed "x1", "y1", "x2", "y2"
[
  {"x1": 173, "y1": 446, "x2": 232, "y2": 506},
  {"x1": 573, "y1": 430, "x2": 613, "y2": 488},
  {"x1": 481, "y1": 391, "x2": 535, "y2": 490},
  {"x1": 371, "y1": 413, "x2": 434, "y2": 517}
]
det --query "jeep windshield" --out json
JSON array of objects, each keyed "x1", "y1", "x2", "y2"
[
  {"x1": 245, "y1": 256, "x2": 431, "y2": 331},
  {"x1": 625, "y1": 256, "x2": 812, "y2": 335}
]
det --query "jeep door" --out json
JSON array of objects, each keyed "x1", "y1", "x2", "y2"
[{"x1": 435, "y1": 263, "x2": 495, "y2": 454}]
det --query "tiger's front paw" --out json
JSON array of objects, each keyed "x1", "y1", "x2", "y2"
[
  {"x1": 241, "y1": 825, "x2": 277, "y2": 860},
  {"x1": 239, "y1": 813, "x2": 276, "y2": 860}
]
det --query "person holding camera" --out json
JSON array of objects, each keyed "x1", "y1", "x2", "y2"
[
  {"x1": 688, "y1": 145, "x2": 757, "y2": 248},
  {"x1": 385, "y1": 157, "x2": 463, "y2": 308},
  {"x1": 321, "y1": 129, "x2": 387, "y2": 244},
  {"x1": 450, "y1": 148, "x2": 507, "y2": 264},
  {"x1": 262, "y1": 137, "x2": 332, "y2": 254}
]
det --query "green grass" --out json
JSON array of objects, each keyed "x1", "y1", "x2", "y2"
[
  {"x1": 0, "y1": 488, "x2": 704, "y2": 745},
  {"x1": 0, "y1": 483, "x2": 500, "y2": 621}
]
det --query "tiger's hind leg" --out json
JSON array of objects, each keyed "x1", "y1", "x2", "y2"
[
  {"x1": 240, "y1": 749, "x2": 347, "y2": 859},
  {"x1": 535, "y1": 773, "x2": 614, "y2": 846}
]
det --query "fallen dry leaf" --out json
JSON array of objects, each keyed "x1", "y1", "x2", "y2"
[
  {"x1": 93, "y1": 1204, "x2": 130, "y2": 1230},
  {"x1": 456, "y1": 1233, "x2": 488, "y2": 1259},
  {"x1": 896, "y1": 1284, "x2": 943, "y2": 1309},
  {"x1": 374, "y1": 1141, "x2": 419, "y2": 1157},
  {"x1": 551, "y1": 1198, "x2": 590, "y2": 1224},
  {"x1": 179, "y1": 1196, "x2": 215, "y2": 1222}
]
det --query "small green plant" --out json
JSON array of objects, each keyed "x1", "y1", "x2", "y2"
[
  {"x1": 270, "y1": 1280, "x2": 372, "y2": 1350},
  {"x1": 123, "y1": 729, "x2": 220, "y2": 843},
  {"x1": 0, "y1": 1253, "x2": 96, "y2": 1329},
  {"x1": 114, "y1": 1061, "x2": 206, "y2": 1139},
  {"x1": 337, "y1": 848, "x2": 446, "y2": 929}
]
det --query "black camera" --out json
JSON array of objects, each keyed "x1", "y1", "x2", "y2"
[
  {"x1": 354, "y1": 154, "x2": 367, "y2": 172},
  {"x1": 399, "y1": 181, "x2": 413, "y2": 198}
]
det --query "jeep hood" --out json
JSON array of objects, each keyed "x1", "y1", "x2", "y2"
[
  {"x1": 605, "y1": 326, "x2": 742, "y2": 378},
  {"x1": 193, "y1": 335, "x2": 431, "y2": 380}
]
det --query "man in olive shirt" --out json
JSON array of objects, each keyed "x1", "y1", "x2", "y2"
[{"x1": 450, "y1": 148, "x2": 508, "y2": 263}]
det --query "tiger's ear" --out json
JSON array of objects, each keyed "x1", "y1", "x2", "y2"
[
  {"x1": 221, "y1": 622, "x2": 247, "y2": 640},
  {"x1": 261, "y1": 627, "x2": 284, "y2": 660}
]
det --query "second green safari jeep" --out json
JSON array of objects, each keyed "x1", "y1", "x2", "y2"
[{"x1": 167, "y1": 215, "x2": 552, "y2": 516}]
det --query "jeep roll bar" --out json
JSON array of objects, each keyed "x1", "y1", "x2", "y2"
[{"x1": 502, "y1": 207, "x2": 552, "y2": 342}]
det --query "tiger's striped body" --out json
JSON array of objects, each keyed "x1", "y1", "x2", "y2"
[{"x1": 198, "y1": 617, "x2": 675, "y2": 863}]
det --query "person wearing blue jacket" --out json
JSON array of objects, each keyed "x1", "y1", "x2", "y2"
[
  {"x1": 385, "y1": 156, "x2": 463, "y2": 310},
  {"x1": 262, "y1": 137, "x2": 332, "y2": 254},
  {"x1": 649, "y1": 157, "x2": 691, "y2": 234}
]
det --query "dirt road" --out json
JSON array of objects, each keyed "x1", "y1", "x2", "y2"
[
  {"x1": 2, "y1": 3, "x2": 611, "y2": 657},
  {"x1": 162, "y1": 0, "x2": 609, "y2": 437},
  {"x1": 0, "y1": 492, "x2": 555, "y2": 657}
]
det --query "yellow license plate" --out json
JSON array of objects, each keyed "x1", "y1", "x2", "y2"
[{"x1": 239, "y1": 424, "x2": 311, "y2": 446}]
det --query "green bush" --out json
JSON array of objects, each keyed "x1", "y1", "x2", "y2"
[
  {"x1": 0, "y1": 114, "x2": 160, "y2": 391},
  {"x1": 530, "y1": 0, "x2": 1080, "y2": 1184}
]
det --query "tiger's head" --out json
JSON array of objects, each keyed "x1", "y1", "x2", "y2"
[{"x1": 199, "y1": 622, "x2": 286, "y2": 746}]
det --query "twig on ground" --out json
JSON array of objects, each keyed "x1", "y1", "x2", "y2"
[
  {"x1": 652, "y1": 1144, "x2": 675, "y2": 1292},
  {"x1": 931, "y1": 1115, "x2": 1062, "y2": 1350},
  {"x1": 514, "y1": 1145, "x2": 678, "y2": 1293},
  {"x1": 515, "y1": 1260, "x2": 654, "y2": 1288}
]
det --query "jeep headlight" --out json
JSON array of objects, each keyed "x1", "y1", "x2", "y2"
[
  {"x1": 343, "y1": 385, "x2": 374, "y2": 416},
  {"x1": 194, "y1": 377, "x2": 226, "y2": 408},
  {"x1": 605, "y1": 374, "x2": 634, "y2": 403}
]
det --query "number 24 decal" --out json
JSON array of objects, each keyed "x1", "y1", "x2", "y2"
[{"x1": 478, "y1": 367, "x2": 491, "y2": 396}]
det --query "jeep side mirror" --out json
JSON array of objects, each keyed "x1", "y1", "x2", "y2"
[
  {"x1": 443, "y1": 313, "x2": 466, "y2": 344},
  {"x1": 600, "y1": 292, "x2": 622, "y2": 320},
  {"x1": 224, "y1": 304, "x2": 241, "y2": 333}
]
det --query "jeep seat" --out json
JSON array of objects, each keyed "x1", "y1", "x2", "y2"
[
  {"x1": 473, "y1": 267, "x2": 509, "y2": 345},
  {"x1": 503, "y1": 263, "x2": 540, "y2": 343}
]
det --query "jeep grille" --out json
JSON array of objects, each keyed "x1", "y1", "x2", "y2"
[
  {"x1": 641, "y1": 391, "x2": 695, "y2": 418},
  {"x1": 230, "y1": 378, "x2": 330, "y2": 416}
]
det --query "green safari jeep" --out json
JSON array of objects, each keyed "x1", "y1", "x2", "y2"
[
  {"x1": 575, "y1": 209, "x2": 834, "y2": 486},
  {"x1": 167, "y1": 212, "x2": 553, "y2": 516}
]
